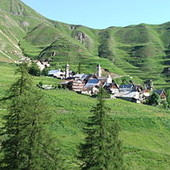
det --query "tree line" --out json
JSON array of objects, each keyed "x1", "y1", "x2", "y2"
[{"x1": 0, "y1": 64, "x2": 124, "y2": 170}]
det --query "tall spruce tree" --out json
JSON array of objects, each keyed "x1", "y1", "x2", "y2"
[
  {"x1": 78, "y1": 62, "x2": 82, "y2": 74},
  {"x1": 0, "y1": 64, "x2": 64, "y2": 170},
  {"x1": 79, "y1": 88, "x2": 124, "y2": 170}
]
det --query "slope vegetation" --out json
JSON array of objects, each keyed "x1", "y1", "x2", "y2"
[
  {"x1": 0, "y1": 0, "x2": 169, "y2": 88},
  {"x1": 0, "y1": 63, "x2": 170, "y2": 169}
]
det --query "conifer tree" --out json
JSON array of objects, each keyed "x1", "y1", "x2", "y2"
[
  {"x1": 79, "y1": 88, "x2": 124, "y2": 170},
  {"x1": 78, "y1": 62, "x2": 82, "y2": 74},
  {"x1": 0, "y1": 64, "x2": 64, "y2": 170}
]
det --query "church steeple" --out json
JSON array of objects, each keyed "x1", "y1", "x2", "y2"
[
  {"x1": 96, "y1": 64, "x2": 102, "y2": 77},
  {"x1": 106, "y1": 75, "x2": 112, "y2": 84},
  {"x1": 65, "y1": 63, "x2": 70, "y2": 79}
]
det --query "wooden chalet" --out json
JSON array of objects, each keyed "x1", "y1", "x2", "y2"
[
  {"x1": 154, "y1": 90, "x2": 167, "y2": 100},
  {"x1": 82, "y1": 86, "x2": 100, "y2": 96},
  {"x1": 71, "y1": 80, "x2": 85, "y2": 92}
]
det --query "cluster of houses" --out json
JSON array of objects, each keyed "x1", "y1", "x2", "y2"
[
  {"x1": 15, "y1": 57, "x2": 50, "y2": 71},
  {"x1": 15, "y1": 57, "x2": 167, "y2": 104},
  {"x1": 48, "y1": 64, "x2": 167, "y2": 103}
]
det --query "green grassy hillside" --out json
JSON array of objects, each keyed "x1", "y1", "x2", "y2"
[
  {"x1": 0, "y1": 0, "x2": 170, "y2": 88},
  {"x1": 0, "y1": 1, "x2": 170, "y2": 169},
  {"x1": 0, "y1": 63, "x2": 170, "y2": 169}
]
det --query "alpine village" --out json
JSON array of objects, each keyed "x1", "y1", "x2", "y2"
[{"x1": 0, "y1": 0, "x2": 170, "y2": 170}]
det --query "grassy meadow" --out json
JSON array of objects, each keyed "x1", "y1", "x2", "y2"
[
  {"x1": 0, "y1": 1, "x2": 170, "y2": 169},
  {"x1": 0, "y1": 62, "x2": 170, "y2": 169}
]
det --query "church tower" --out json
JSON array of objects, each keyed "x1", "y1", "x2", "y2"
[
  {"x1": 96, "y1": 64, "x2": 102, "y2": 77},
  {"x1": 106, "y1": 75, "x2": 112, "y2": 84},
  {"x1": 65, "y1": 63, "x2": 70, "y2": 79}
]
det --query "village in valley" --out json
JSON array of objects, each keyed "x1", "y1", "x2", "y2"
[
  {"x1": 16, "y1": 57, "x2": 167, "y2": 104},
  {"x1": 35, "y1": 60, "x2": 166, "y2": 104}
]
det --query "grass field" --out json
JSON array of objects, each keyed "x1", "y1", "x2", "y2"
[
  {"x1": 0, "y1": 1, "x2": 170, "y2": 168},
  {"x1": 1, "y1": 62, "x2": 170, "y2": 169}
]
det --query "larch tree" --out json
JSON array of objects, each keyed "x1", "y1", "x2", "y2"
[
  {"x1": 0, "y1": 63, "x2": 64, "y2": 170},
  {"x1": 79, "y1": 88, "x2": 124, "y2": 170}
]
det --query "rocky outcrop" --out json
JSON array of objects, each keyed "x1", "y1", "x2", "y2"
[
  {"x1": 71, "y1": 30, "x2": 93, "y2": 51},
  {"x1": 72, "y1": 31, "x2": 89, "y2": 44}
]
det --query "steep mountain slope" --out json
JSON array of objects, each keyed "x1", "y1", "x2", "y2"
[
  {"x1": 0, "y1": 0, "x2": 45, "y2": 61},
  {"x1": 0, "y1": 0, "x2": 169, "y2": 88},
  {"x1": 104, "y1": 25, "x2": 168, "y2": 87}
]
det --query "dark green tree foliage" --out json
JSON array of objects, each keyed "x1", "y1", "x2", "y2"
[
  {"x1": 28, "y1": 62, "x2": 41, "y2": 76},
  {"x1": 41, "y1": 67, "x2": 49, "y2": 76},
  {"x1": 164, "y1": 90, "x2": 170, "y2": 109},
  {"x1": 166, "y1": 90, "x2": 170, "y2": 103},
  {"x1": 0, "y1": 64, "x2": 64, "y2": 170},
  {"x1": 147, "y1": 92, "x2": 161, "y2": 106},
  {"x1": 79, "y1": 88, "x2": 124, "y2": 170},
  {"x1": 98, "y1": 31, "x2": 116, "y2": 61},
  {"x1": 78, "y1": 62, "x2": 82, "y2": 74}
]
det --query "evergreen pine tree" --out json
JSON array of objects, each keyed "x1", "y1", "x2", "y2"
[
  {"x1": 0, "y1": 64, "x2": 64, "y2": 170},
  {"x1": 79, "y1": 88, "x2": 124, "y2": 170},
  {"x1": 78, "y1": 62, "x2": 82, "y2": 74}
]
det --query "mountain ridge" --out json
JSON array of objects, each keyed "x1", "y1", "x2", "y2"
[
  {"x1": 0, "y1": 0, "x2": 170, "y2": 88},
  {"x1": 1, "y1": 1, "x2": 170, "y2": 169}
]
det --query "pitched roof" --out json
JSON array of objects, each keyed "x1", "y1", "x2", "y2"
[
  {"x1": 84, "y1": 79, "x2": 100, "y2": 88},
  {"x1": 73, "y1": 74, "x2": 89, "y2": 80},
  {"x1": 154, "y1": 90, "x2": 166, "y2": 95},
  {"x1": 143, "y1": 89, "x2": 150, "y2": 93},
  {"x1": 48, "y1": 70, "x2": 61, "y2": 75},
  {"x1": 105, "y1": 83, "x2": 119, "y2": 89},
  {"x1": 119, "y1": 84, "x2": 133, "y2": 89}
]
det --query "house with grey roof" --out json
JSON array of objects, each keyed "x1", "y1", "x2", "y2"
[
  {"x1": 48, "y1": 69, "x2": 65, "y2": 79},
  {"x1": 154, "y1": 90, "x2": 167, "y2": 100},
  {"x1": 118, "y1": 84, "x2": 141, "y2": 103},
  {"x1": 82, "y1": 78, "x2": 103, "y2": 95}
]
